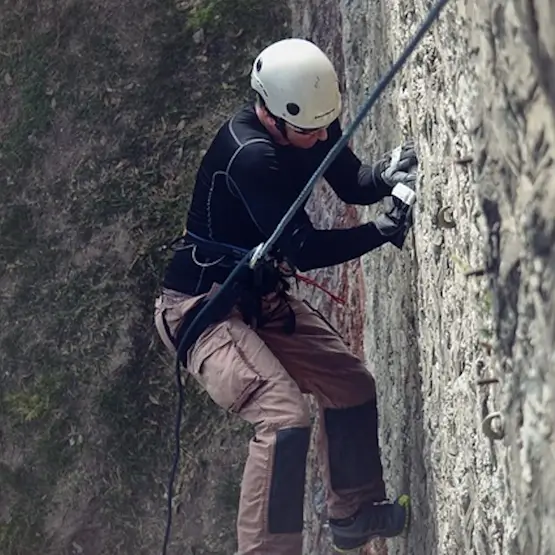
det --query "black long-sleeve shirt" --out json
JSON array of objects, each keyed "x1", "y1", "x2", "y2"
[{"x1": 163, "y1": 104, "x2": 391, "y2": 295}]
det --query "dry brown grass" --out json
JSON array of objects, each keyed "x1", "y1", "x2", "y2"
[{"x1": 0, "y1": 1, "x2": 290, "y2": 553}]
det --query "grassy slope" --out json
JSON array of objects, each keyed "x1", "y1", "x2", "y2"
[{"x1": 0, "y1": 1, "x2": 290, "y2": 553}]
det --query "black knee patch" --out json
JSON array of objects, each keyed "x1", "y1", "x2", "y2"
[
  {"x1": 268, "y1": 426, "x2": 311, "y2": 534},
  {"x1": 324, "y1": 400, "x2": 383, "y2": 490}
]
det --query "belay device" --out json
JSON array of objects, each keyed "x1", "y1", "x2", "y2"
[{"x1": 161, "y1": 0, "x2": 451, "y2": 551}]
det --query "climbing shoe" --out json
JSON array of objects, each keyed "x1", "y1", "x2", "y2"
[{"x1": 329, "y1": 495, "x2": 410, "y2": 552}]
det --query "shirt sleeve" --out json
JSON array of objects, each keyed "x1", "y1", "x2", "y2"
[
  {"x1": 322, "y1": 120, "x2": 392, "y2": 205},
  {"x1": 228, "y1": 141, "x2": 388, "y2": 272}
]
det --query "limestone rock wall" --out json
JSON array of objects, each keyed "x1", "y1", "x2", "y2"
[{"x1": 290, "y1": 1, "x2": 555, "y2": 554}]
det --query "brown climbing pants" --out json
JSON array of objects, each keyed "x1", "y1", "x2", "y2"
[{"x1": 155, "y1": 287, "x2": 387, "y2": 555}]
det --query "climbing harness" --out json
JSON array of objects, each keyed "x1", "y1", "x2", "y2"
[
  {"x1": 162, "y1": 230, "x2": 347, "y2": 305},
  {"x1": 161, "y1": 230, "x2": 249, "y2": 268},
  {"x1": 161, "y1": 0, "x2": 451, "y2": 551}
]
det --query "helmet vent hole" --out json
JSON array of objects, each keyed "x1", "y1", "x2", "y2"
[
  {"x1": 286, "y1": 102, "x2": 300, "y2": 116},
  {"x1": 256, "y1": 59, "x2": 263, "y2": 72}
]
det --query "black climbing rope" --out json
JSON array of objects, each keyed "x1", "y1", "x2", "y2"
[
  {"x1": 250, "y1": 0, "x2": 451, "y2": 267},
  {"x1": 161, "y1": 0, "x2": 451, "y2": 552},
  {"x1": 161, "y1": 249, "x2": 255, "y2": 555}
]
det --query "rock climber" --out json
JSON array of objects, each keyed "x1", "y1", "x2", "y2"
[{"x1": 154, "y1": 37, "x2": 417, "y2": 554}]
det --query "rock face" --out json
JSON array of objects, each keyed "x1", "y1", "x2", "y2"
[{"x1": 290, "y1": 1, "x2": 555, "y2": 554}]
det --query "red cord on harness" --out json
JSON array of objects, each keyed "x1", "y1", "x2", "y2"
[{"x1": 294, "y1": 273, "x2": 346, "y2": 305}]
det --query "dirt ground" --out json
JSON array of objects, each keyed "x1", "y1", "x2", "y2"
[{"x1": 292, "y1": 1, "x2": 555, "y2": 554}]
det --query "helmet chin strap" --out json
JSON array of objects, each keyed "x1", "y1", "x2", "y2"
[
  {"x1": 274, "y1": 116, "x2": 289, "y2": 141},
  {"x1": 256, "y1": 94, "x2": 290, "y2": 142}
]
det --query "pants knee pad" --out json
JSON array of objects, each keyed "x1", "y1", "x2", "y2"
[
  {"x1": 268, "y1": 426, "x2": 311, "y2": 534},
  {"x1": 324, "y1": 400, "x2": 383, "y2": 491}
]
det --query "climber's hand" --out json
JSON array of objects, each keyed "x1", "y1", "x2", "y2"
[
  {"x1": 375, "y1": 183, "x2": 416, "y2": 249},
  {"x1": 373, "y1": 140, "x2": 418, "y2": 190}
]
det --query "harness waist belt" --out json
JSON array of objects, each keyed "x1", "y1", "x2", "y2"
[{"x1": 176, "y1": 230, "x2": 250, "y2": 263}]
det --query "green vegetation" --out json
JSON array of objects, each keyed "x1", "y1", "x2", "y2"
[{"x1": 0, "y1": 0, "x2": 290, "y2": 553}]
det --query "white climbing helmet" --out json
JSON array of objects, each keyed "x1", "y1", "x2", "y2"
[{"x1": 250, "y1": 38, "x2": 342, "y2": 130}]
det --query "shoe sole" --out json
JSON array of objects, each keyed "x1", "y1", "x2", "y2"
[{"x1": 332, "y1": 495, "x2": 411, "y2": 553}]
